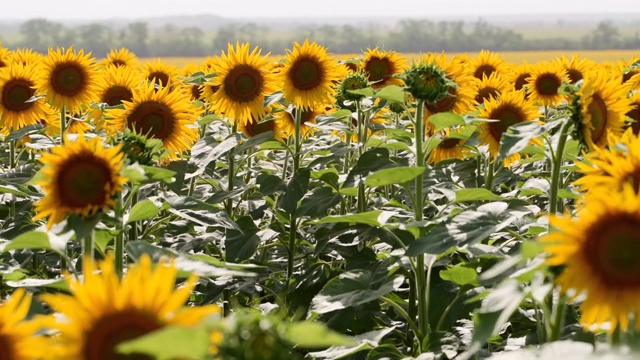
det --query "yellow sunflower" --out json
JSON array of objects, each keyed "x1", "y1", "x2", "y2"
[
  {"x1": 40, "y1": 254, "x2": 221, "y2": 360},
  {"x1": 101, "y1": 48, "x2": 138, "y2": 68},
  {"x1": 618, "y1": 56, "x2": 640, "y2": 90},
  {"x1": 278, "y1": 39, "x2": 341, "y2": 109},
  {"x1": 96, "y1": 65, "x2": 142, "y2": 107},
  {"x1": 205, "y1": 42, "x2": 277, "y2": 125},
  {"x1": 525, "y1": 61, "x2": 569, "y2": 107},
  {"x1": 423, "y1": 53, "x2": 476, "y2": 117},
  {"x1": 504, "y1": 61, "x2": 533, "y2": 92},
  {"x1": 541, "y1": 184, "x2": 640, "y2": 333},
  {"x1": 38, "y1": 47, "x2": 99, "y2": 113},
  {"x1": 626, "y1": 91, "x2": 640, "y2": 135},
  {"x1": 361, "y1": 48, "x2": 405, "y2": 89},
  {"x1": 556, "y1": 55, "x2": 596, "y2": 84},
  {"x1": 142, "y1": 58, "x2": 179, "y2": 88},
  {"x1": 0, "y1": 46, "x2": 10, "y2": 68},
  {"x1": 274, "y1": 103, "x2": 327, "y2": 139},
  {"x1": 104, "y1": 82, "x2": 199, "y2": 159},
  {"x1": 0, "y1": 63, "x2": 58, "y2": 130},
  {"x1": 468, "y1": 50, "x2": 507, "y2": 80},
  {"x1": 473, "y1": 72, "x2": 511, "y2": 106},
  {"x1": 574, "y1": 129, "x2": 640, "y2": 194},
  {"x1": 428, "y1": 127, "x2": 472, "y2": 164},
  {"x1": 338, "y1": 54, "x2": 361, "y2": 74},
  {"x1": 0, "y1": 289, "x2": 54, "y2": 359},
  {"x1": 578, "y1": 70, "x2": 633, "y2": 151},
  {"x1": 9, "y1": 48, "x2": 44, "y2": 68},
  {"x1": 478, "y1": 91, "x2": 539, "y2": 166},
  {"x1": 238, "y1": 112, "x2": 283, "y2": 141},
  {"x1": 33, "y1": 135, "x2": 127, "y2": 229},
  {"x1": 180, "y1": 63, "x2": 206, "y2": 101}
]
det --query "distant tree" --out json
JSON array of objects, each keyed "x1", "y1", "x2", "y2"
[
  {"x1": 19, "y1": 19, "x2": 65, "y2": 52},
  {"x1": 121, "y1": 22, "x2": 149, "y2": 57}
]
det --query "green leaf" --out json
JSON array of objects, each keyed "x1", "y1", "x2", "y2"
[
  {"x1": 6, "y1": 124, "x2": 44, "y2": 141},
  {"x1": 309, "y1": 327, "x2": 396, "y2": 359},
  {"x1": 497, "y1": 121, "x2": 545, "y2": 162},
  {"x1": 454, "y1": 188, "x2": 505, "y2": 203},
  {"x1": 264, "y1": 90, "x2": 283, "y2": 108},
  {"x1": 298, "y1": 187, "x2": 342, "y2": 218},
  {"x1": 0, "y1": 185, "x2": 33, "y2": 198},
  {"x1": 314, "y1": 210, "x2": 391, "y2": 227},
  {"x1": 126, "y1": 199, "x2": 160, "y2": 224},
  {"x1": 236, "y1": 131, "x2": 275, "y2": 153},
  {"x1": 225, "y1": 216, "x2": 261, "y2": 263},
  {"x1": 139, "y1": 165, "x2": 176, "y2": 184},
  {"x1": 428, "y1": 112, "x2": 465, "y2": 132},
  {"x1": 374, "y1": 85, "x2": 405, "y2": 103},
  {"x1": 117, "y1": 325, "x2": 210, "y2": 360},
  {"x1": 310, "y1": 268, "x2": 404, "y2": 314},
  {"x1": 347, "y1": 87, "x2": 374, "y2": 97},
  {"x1": 486, "y1": 341, "x2": 635, "y2": 360},
  {"x1": 278, "y1": 168, "x2": 310, "y2": 214},
  {"x1": 3, "y1": 231, "x2": 52, "y2": 252},
  {"x1": 344, "y1": 148, "x2": 393, "y2": 188},
  {"x1": 284, "y1": 322, "x2": 356, "y2": 348},
  {"x1": 364, "y1": 166, "x2": 425, "y2": 187},
  {"x1": 197, "y1": 114, "x2": 222, "y2": 126},
  {"x1": 440, "y1": 264, "x2": 479, "y2": 287}
]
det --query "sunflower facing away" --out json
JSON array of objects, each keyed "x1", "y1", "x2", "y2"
[
  {"x1": 38, "y1": 47, "x2": 99, "y2": 113},
  {"x1": 205, "y1": 42, "x2": 278, "y2": 126},
  {"x1": 578, "y1": 70, "x2": 632, "y2": 151},
  {"x1": 0, "y1": 63, "x2": 58, "y2": 130},
  {"x1": 101, "y1": 48, "x2": 138, "y2": 69},
  {"x1": 541, "y1": 184, "x2": 640, "y2": 332},
  {"x1": 478, "y1": 90, "x2": 539, "y2": 166},
  {"x1": 33, "y1": 135, "x2": 127, "y2": 229},
  {"x1": 278, "y1": 39, "x2": 341, "y2": 109},
  {"x1": 423, "y1": 53, "x2": 476, "y2": 117},
  {"x1": 105, "y1": 82, "x2": 199, "y2": 159},
  {"x1": 525, "y1": 61, "x2": 569, "y2": 107},
  {"x1": 0, "y1": 289, "x2": 53, "y2": 359},
  {"x1": 40, "y1": 254, "x2": 221, "y2": 360},
  {"x1": 361, "y1": 48, "x2": 405, "y2": 89}
]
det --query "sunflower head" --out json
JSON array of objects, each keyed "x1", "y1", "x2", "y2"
[
  {"x1": 336, "y1": 72, "x2": 370, "y2": 103},
  {"x1": 504, "y1": 61, "x2": 533, "y2": 92},
  {"x1": 39, "y1": 47, "x2": 99, "y2": 113},
  {"x1": 556, "y1": 55, "x2": 595, "y2": 84},
  {"x1": 9, "y1": 48, "x2": 44, "y2": 68},
  {"x1": 117, "y1": 128, "x2": 168, "y2": 165},
  {"x1": 618, "y1": 56, "x2": 640, "y2": 90},
  {"x1": 400, "y1": 62, "x2": 456, "y2": 105},
  {"x1": 238, "y1": 113, "x2": 282, "y2": 141},
  {"x1": 33, "y1": 135, "x2": 128, "y2": 229},
  {"x1": 428, "y1": 127, "x2": 472, "y2": 164},
  {"x1": 361, "y1": 48, "x2": 405, "y2": 89},
  {"x1": 0, "y1": 46, "x2": 10, "y2": 68},
  {"x1": 143, "y1": 58, "x2": 179, "y2": 88},
  {"x1": 473, "y1": 72, "x2": 510, "y2": 106},
  {"x1": 274, "y1": 103, "x2": 326, "y2": 139},
  {"x1": 102, "y1": 48, "x2": 138, "y2": 68},
  {"x1": 626, "y1": 91, "x2": 640, "y2": 135},
  {"x1": 422, "y1": 53, "x2": 476, "y2": 116},
  {"x1": 468, "y1": 50, "x2": 506, "y2": 80},
  {"x1": 525, "y1": 61, "x2": 569, "y2": 107},
  {"x1": 96, "y1": 65, "x2": 142, "y2": 107}
]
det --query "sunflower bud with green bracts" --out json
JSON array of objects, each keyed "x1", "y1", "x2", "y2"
[
  {"x1": 118, "y1": 128, "x2": 168, "y2": 166},
  {"x1": 336, "y1": 72, "x2": 370, "y2": 103},
  {"x1": 399, "y1": 62, "x2": 457, "y2": 105}
]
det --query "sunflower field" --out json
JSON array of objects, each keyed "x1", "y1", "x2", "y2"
[{"x1": 0, "y1": 41, "x2": 640, "y2": 359}]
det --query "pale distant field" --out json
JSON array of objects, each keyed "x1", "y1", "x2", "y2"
[{"x1": 150, "y1": 49, "x2": 639, "y2": 68}]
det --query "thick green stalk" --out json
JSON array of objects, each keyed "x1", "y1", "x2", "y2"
[
  {"x1": 60, "y1": 106, "x2": 66, "y2": 144},
  {"x1": 549, "y1": 120, "x2": 572, "y2": 214},
  {"x1": 82, "y1": 228, "x2": 95, "y2": 266},
  {"x1": 292, "y1": 108, "x2": 303, "y2": 174},
  {"x1": 114, "y1": 192, "x2": 125, "y2": 279},
  {"x1": 287, "y1": 108, "x2": 303, "y2": 281}
]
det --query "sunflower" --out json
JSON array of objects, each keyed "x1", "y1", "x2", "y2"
[
  {"x1": 104, "y1": 82, "x2": 199, "y2": 159},
  {"x1": 9, "y1": 48, "x2": 44, "y2": 68},
  {"x1": 0, "y1": 46, "x2": 10, "y2": 68},
  {"x1": 0, "y1": 63, "x2": 58, "y2": 130},
  {"x1": 468, "y1": 50, "x2": 507, "y2": 80},
  {"x1": 96, "y1": 65, "x2": 142, "y2": 107},
  {"x1": 626, "y1": 91, "x2": 640, "y2": 135},
  {"x1": 180, "y1": 63, "x2": 206, "y2": 101},
  {"x1": 40, "y1": 254, "x2": 221, "y2": 360},
  {"x1": 142, "y1": 58, "x2": 179, "y2": 88},
  {"x1": 428, "y1": 127, "x2": 472, "y2": 164},
  {"x1": 556, "y1": 55, "x2": 596, "y2": 84},
  {"x1": 238, "y1": 112, "x2": 282, "y2": 141},
  {"x1": 361, "y1": 48, "x2": 405, "y2": 89},
  {"x1": 473, "y1": 72, "x2": 510, "y2": 106},
  {"x1": 0, "y1": 289, "x2": 54, "y2": 359},
  {"x1": 578, "y1": 70, "x2": 632, "y2": 151},
  {"x1": 33, "y1": 135, "x2": 127, "y2": 229},
  {"x1": 278, "y1": 39, "x2": 341, "y2": 109},
  {"x1": 618, "y1": 56, "x2": 640, "y2": 90},
  {"x1": 38, "y1": 47, "x2": 99, "y2": 113},
  {"x1": 541, "y1": 184, "x2": 640, "y2": 332},
  {"x1": 478, "y1": 91, "x2": 539, "y2": 165},
  {"x1": 504, "y1": 61, "x2": 533, "y2": 92},
  {"x1": 423, "y1": 53, "x2": 476, "y2": 117},
  {"x1": 574, "y1": 129, "x2": 640, "y2": 194},
  {"x1": 274, "y1": 103, "x2": 327, "y2": 139},
  {"x1": 526, "y1": 61, "x2": 569, "y2": 107},
  {"x1": 101, "y1": 47, "x2": 138, "y2": 68},
  {"x1": 338, "y1": 54, "x2": 361, "y2": 74},
  {"x1": 205, "y1": 42, "x2": 277, "y2": 125}
]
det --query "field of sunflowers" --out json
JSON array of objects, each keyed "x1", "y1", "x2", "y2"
[{"x1": 0, "y1": 41, "x2": 639, "y2": 359}]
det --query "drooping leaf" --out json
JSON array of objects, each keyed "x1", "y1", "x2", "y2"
[
  {"x1": 497, "y1": 121, "x2": 545, "y2": 162},
  {"x1": 343, "y1": 148, "x2": 394, "y2": 188},
  {"x1": 365, "y1": 166, "x2": 425, "y2": 187},
  {"x1": 126, "y1": 199, "x2": 160, "y2": 224}
]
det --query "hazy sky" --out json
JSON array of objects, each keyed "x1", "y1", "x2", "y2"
[{"x1": 4, "y1": 0, "x2": 640, "y2": 20}]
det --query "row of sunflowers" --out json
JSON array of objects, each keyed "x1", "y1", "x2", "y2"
[{"x1": 0, "y1": 40, "x2": 638, "y2": 359}]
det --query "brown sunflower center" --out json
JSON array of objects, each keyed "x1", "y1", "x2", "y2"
[
  {"x1": 2, "y1": 78, "x2": 36, "y2": 112},
  {"x1": 190, "y1": 84, "x2": 203, "y2": 101},
  {"x1": 439, "y1": 138, "x2": 461, "y2": 149},
  {"x1": 623, "y1": 70, "x2": 638, "y2": 84},
  {"x1": 514, "y1": 73, "x2": 530, "y2": 91},
  {"x1": 345, "y1": 62, "x2": 358, "y2": 73},
  {"x1": 101, "y1": 86, "x2": 133, "y2": 106},
  {"x1": 242, "y1": 119, "x2": 274, "y2": 138},
  {"x1": 84, "y1": 310, "x2": 162, "y2": 360},
  {"x1": 566, "y1": 68, "x2": 583, "y2": 84},
  {"x1": 147, "y1": 72, "x2": 170, "y2": 87},
  {"x1": 57, "y1": 154, "x2": 113, "y2": 209},
  {"x1": 51, "y1": 62, "x2": 87, "y2": 97},
  {"x1": 488, "y1": 105, "x2": 525, "y2": 142},
  {"x1": 627, "y1": 104, "x2": 640, "y2": 135},
  {"x1": 535, "y1": 73, "x2": 561, "y2": 96},
  {"x1": 584, "y1": 214, "x2": 640, "y2": 289},
  {"x1": 425, "y1": 87, "x2": 458, "y2": 114},
  {"x1": 587, "y1": 94, "x2": 607, "y2": 144},
  {"x1": 288, "y1": 56, "x2": 324, "y2": 91},
  {"x1": 473, "y1": 65, "x2": 496, "y2": 80},
  {"x1": 365, "y1": 57, "x2": 392, "y2": 83},
  {"x1": 0, "y1": 332, "x2": 16, "y2": 360},
  {"x1": 0, "y1": 59, "x2": 6, "y2": 68},
  {"x1": 128, "y1": 101, "x2": 175, "y2": 140},
  {"x1": 475, "y1": 87, "x2": 500, "y2": 104},
  {"x1": 110, "y1": 59, "x2": 127, "y2": 67},
  {"x1": 224, "y1": 64, "x2": 264, "y2": 103}
]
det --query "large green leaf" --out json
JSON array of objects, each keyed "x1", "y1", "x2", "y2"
[
  {"x1": 298, "y1": 187, "x2": 342, "y2": 218},
  {"x1": 225, "y1": 216, "x2": 262, "y2": 263},
  {"x1": 454, "y1": 188, "x2": 505, "y2": 203},
  {"x1": 487, "y1": 341, "x2": 635, "y2": 360},
  {"x1": 278, "y1": 168, "x2": 310, "y2": 214},
  {"x1": 497, "y1": 121, "x2": 545, "y2": 162},
  {"x1": 375, "y1": 85, "x2": 405, "y2": 103},
  {"x1": 126, "y1": 199, "x2": 160, "y2": 224},
  {"x1": 117, "y1": 325, "x2": 210, "y2": 360},
  {"x1": 365, "y1": 166, "x2": 425, "y2": 187},
  {"x1": 284, "y1": 322, "x2": 356, "y2": 348},
  {"x1": 308, "y1": 327, "x2": 396, "y2": 360},
  {"x1": 343, "y1": 148, "x2": 394, "y2": 188},
  {"x1": 428, "y1": 112, "x2": 465, "y2": 132},
  {"x1": 3, "y1": 231, "x2": 52, "y2": 252},
  {"x1": 440, "y1": 264, "x2": 479, "y2": 287},
  {"x1": 314, "y1": 210, "x2": 393, "y2": 227}
]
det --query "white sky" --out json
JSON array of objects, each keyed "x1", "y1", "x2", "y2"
[{"x1": 3, "y1": 0, "x2": 640, "y2": 20}]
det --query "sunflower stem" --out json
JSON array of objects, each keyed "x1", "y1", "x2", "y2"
[
  {"x1": 548, "y1": 292, "x2": 567, "y2": 342},
  {"x1": 60, "y1": 106, "x2": 66, "y2": 144},
  {"x1": 292, "y1": 107, "x2": 303, "y2": 174},
  {"x1": 128, "y1": 190, "x2": 138, "y2": 249},
  {"x1": 356, "y1": 101, "x2": 367, "y2": 213},
  {"x1": 485, "y1": 157, "x2": 495, "y2": 190},
  {"x1": 115, "y1": 191, "x2": 125, "y2": 279},
  {"x1": 549, "y1": 119, "x2": 572, "y2": 215},
  {"x1": 82, "y1": 227, "x2": 95, "y2": 266},
  {"x1": 225, "y1": 122, "x2": 239, "y2": 217}
]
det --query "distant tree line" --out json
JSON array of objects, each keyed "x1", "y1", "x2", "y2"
[{"x1": 2, "y1": 18, "x2": 638, "y2": 58}]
